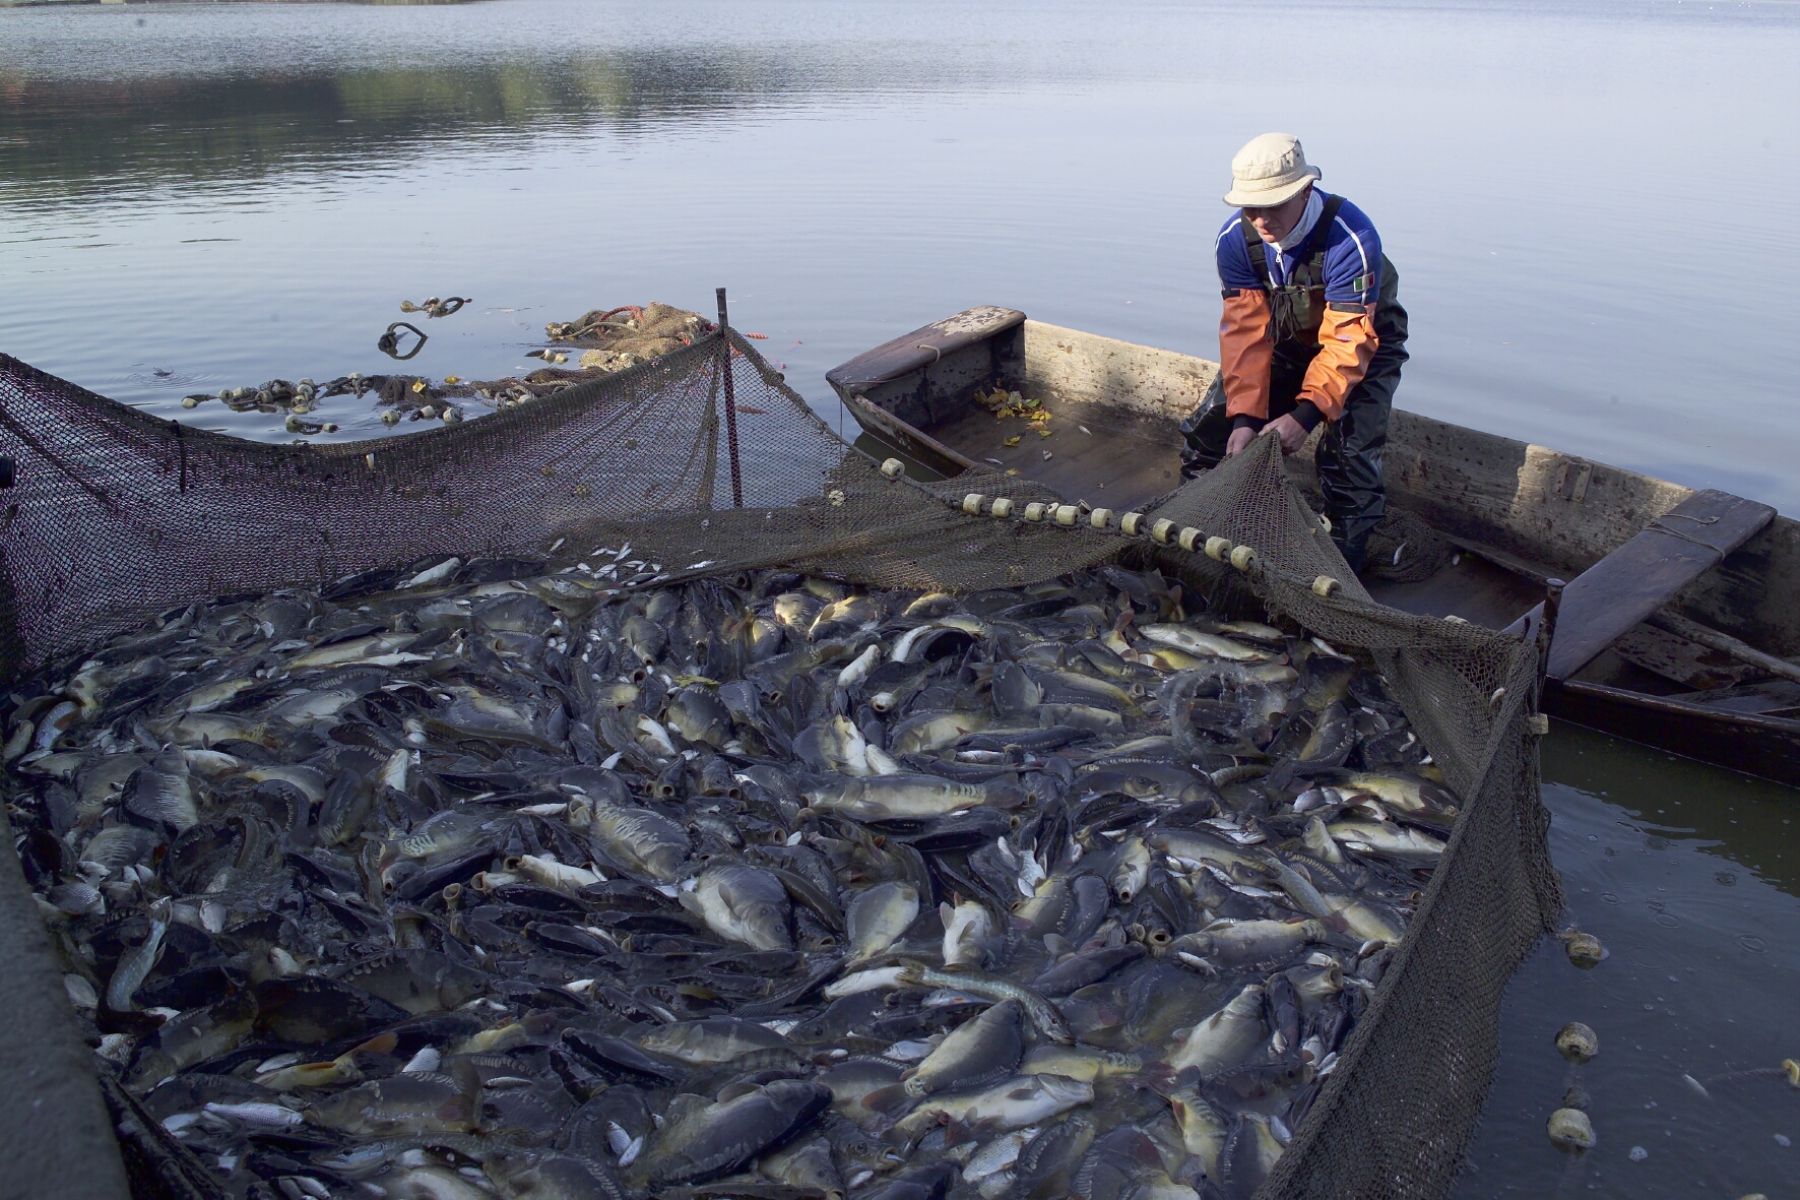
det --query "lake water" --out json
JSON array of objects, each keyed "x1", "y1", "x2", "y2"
[{"x1": 3, "y1": 0, "x2": 1798, "y2": 1194}]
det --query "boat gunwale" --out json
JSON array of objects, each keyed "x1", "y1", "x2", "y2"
[
  {"x1": 828, "y1": 308, "x2": 1800, "y2": 782},
  {"x1": 831, "y1": 308, "x2": 1799, "y2": 654}
]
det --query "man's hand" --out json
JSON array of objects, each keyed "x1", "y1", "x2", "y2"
[
  {"x1": 1224, "y1": 426, "x2": 1257, "y2": 458},
  {"x1": 1262, "y1": 413, "x2": 1311, "y2": 455}
]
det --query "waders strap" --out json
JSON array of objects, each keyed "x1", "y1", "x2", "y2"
[{"x1": 1242, "y1": 214, "x2": 1272, "y2": 288}]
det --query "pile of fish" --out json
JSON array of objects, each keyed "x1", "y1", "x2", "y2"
[{"x1": 5, "y1": 550, "x2": 1458, "y2": 1200}]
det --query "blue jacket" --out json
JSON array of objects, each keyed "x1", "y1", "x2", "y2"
[
  {"x1": 1215, "y1": 191, "x2": 1383, "y2": 302},
  {"x1": 1213, "y1": 190, "x2": 1384, "y2": 426}
]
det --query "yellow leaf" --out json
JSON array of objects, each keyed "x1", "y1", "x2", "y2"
[
  {"x1": 1037, "y1": 428, "x2": 1052, "y2": 438},
  {"x1": 411, "y1": 379, "x2": 426, "y2": 394},
  {"x1": 444, "y1": 375, "x2": 461, "y2": 384},
  {"x1": 1003, "y1": 435, "x2": 1022, "y2": 447}
]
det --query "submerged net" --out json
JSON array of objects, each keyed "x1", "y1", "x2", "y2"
[{"x1": 0, "y1": 334, "x2": 1560, "y2": 1199}]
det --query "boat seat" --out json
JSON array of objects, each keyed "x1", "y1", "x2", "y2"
[
  {"x1": 825, "y1": 306, "x2": 1025, "y2": 392},
  {"x1": 1544, "y1": 489, "x2": 1776, "y2": 682}
]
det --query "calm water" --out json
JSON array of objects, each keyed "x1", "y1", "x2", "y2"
[
  {"x1": 1458, "y1": 725, "x2": 1800, "y2": 1198},
  {"x1": 4, "y1": 1, "x2": 1799, "y2": 1194}
]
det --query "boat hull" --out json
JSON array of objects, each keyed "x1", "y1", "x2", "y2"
[{"x1": 829, "y1": 308, "x2": 1800, "y2": 786}]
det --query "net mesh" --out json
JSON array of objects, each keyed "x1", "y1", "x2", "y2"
[{"x1": 0, "y1": 333, "x2": 1561, "y2": 1199}]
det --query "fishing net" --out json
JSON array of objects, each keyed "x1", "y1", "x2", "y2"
[{"x1": 0, "y1": 333, "x2": 1560, "y2": 1199}]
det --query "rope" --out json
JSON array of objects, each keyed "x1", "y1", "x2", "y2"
[{"x1": 1645, "y1": 510, "x2": 1732, "y2": 553}]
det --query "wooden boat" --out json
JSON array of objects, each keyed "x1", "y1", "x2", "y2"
[{"x1": 827, "y1": 306, "x2": 1800, "y2": 786}]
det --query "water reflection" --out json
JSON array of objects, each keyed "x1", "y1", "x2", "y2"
[
  {"x1": 0, "y1": 0, "x2": 1098, "y2": 206},
  {"x1": 1456, "y1": 722, "x2": 1799, "y2": 1198},
  {"x1": 1, "y1": 58, "x2": 798, "y2": 205},
  {"x1": 1545, "y1": 720, "x2": 1799, "y2": 898}
]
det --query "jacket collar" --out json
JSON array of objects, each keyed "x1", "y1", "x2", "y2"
[{"x1": 1271, "y1": 189, "x2": 1326, "y2": 254}]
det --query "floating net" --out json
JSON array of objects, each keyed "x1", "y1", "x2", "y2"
[{"x1": 0, "y1": 333, "x2": 1560, "y2": 1200}]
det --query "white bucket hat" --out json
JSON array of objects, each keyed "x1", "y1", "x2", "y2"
[{"x1": 1223, "y1": 132, "x2": 1322, "y2": 208}]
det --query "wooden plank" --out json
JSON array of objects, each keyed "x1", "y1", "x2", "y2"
[
  {"x1": 825, "y1": 307, "x2": 1025, "y2": 393},
  {"x1": 1668, "y1": 517, "x2": 1800, "y2": 661},
  {"x1": 1545, "y1": 489, "x2": 1776, "y2": 681},
  {"x1": 1646, "y1": 609, "x2": 1800, "y2": 687},
  {"x1": 1607, "y1": 623, "x2": 1765, "y2": 691},
  {"x1": 1435, "y1": 535, "x2": 1767, "y2": 691},
  {"x1": 844, "y1": 393, "x2": 977, "y2": 475}
]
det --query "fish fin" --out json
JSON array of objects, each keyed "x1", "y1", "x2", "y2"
[
  {"x1": 861, "y1": 1083, "x2": 911, "y2": 1116},
  {"x1": 1138, "y1": 1060, "x2": 1178, "y2": 1096},
  {"x1": 937, "y1": 1117, "x2": 981, "y2": 1149},
  {"x1": 1315, "y1": 912, "x2": 1362, "y2": 947},
  {"x1": 349, "y1": 1030, "x2": 399, "y2": 1058},
  {"x1": 1261, "y1": 759, "x2": 1299, "y2": 795}
]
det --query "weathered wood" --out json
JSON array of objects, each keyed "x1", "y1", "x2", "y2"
[
  {"x1": 0, "y1": 812, "x2": 133, "y2": 1200},
  {"x1": 1445, "y1": 536, "x2": 1771, "y2": 690},
  {"x1": 1545, "y1": 490, "x2": 1775, "y2": 681},
  {"x1": 1672, "y1": 520, "x2": 1800, "y2": 659},
  {"x1": 1607, "y1": 623, "x2": 1765, "y2": 691},
  {"x1": 1646, "y1": 609, "x2": 1800, "y2": 688},
  {"x1": 1381, "y1": 410, "x2": 1800, "y2": 661},
  {"x1": 1021, "y1": 321, "x2": 1220, "y2": 424},
  {"x1": 1537, "y1": 577, "x2": 1566, "y2": 687},
  {"x1": 843, "y1": 393, "x2": 977, "y2": 475},
  {"x1": 826, "y1": 306, "x2": 1025, "y2": 392},
  {"x1": 1378, "y1": 415, "x2": 1693, "y2": 577}
]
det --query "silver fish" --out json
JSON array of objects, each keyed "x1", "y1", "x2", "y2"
[
  {"x1": 680, "y1": 863, "x2": 793, "y2": 951},
  {"x1": 845, "y1": 881, "x2": 920, "y2": 966}
]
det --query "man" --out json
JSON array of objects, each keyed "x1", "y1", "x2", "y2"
[{"x1": 1181, "y1": 133, "x2": 1408, "y2": 574}]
